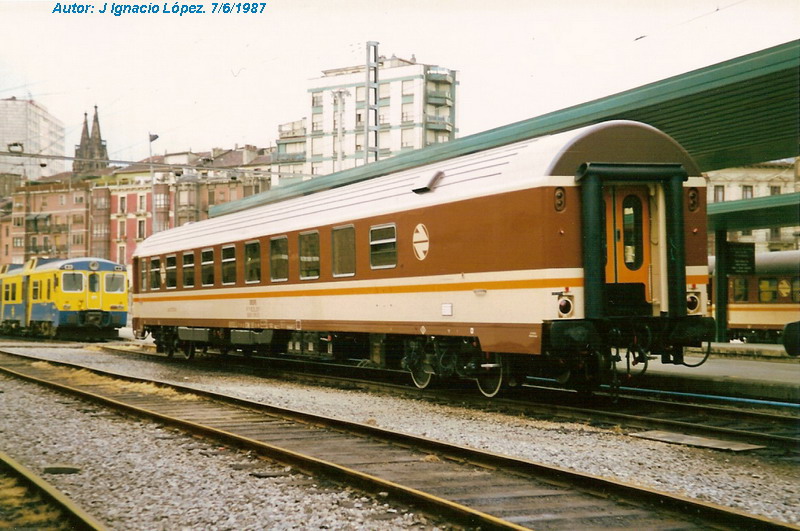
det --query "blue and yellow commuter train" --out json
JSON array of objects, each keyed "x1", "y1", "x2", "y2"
[{"x1": 0, "y1": 258, "x2": 128, "y2": 339}]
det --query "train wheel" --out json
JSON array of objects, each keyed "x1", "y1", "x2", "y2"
[
  {"x1": 181, "y1": 342, "x2": 196, "y2": 360},
  {"x1": 476, "y1": 352, "x2": 504, "y2": 398},
  {"x1": 409, "y1": 361, "x2": 433, "y2": 389}
]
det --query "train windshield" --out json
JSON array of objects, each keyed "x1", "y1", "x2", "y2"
[
  {"x1": 105, "y1": 273, "x2": 126, "y2": 293},
  {"x1": 62, "y1": 272, "x2": 84, "y2": 292}
]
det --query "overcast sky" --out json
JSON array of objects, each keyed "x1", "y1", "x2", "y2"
[{"x1": 1, "y1": 0, "x2": 797, "y2": 168}]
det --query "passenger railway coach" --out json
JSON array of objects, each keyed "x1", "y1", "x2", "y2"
[
  {"x1": 132, "y1": 120, "x2": 715, "y2": 396},
  {"x1": 0, "y1": 257, "x2": 128, "y2": 339}
]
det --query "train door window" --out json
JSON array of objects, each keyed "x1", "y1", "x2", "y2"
[
  {"x1": 150, "y1": 258, "x2": 161, "y2": 290},
  {"x1": 201, "y1": 249, "x2": 215, "y2": 287},
  {"x1": 299, "y1": 231, "x2": 320, "y2": 280},
  {"x1": 139, "y1": 259, "x2": 147, "y2": 292},
  {"x1": 32, "y1": 280, "x2": 40, "y2": 301},
  {"x1": 89, "y1": 273, "x2": 100, "y2": 293},
  {"x1": 106, "y1": 273, "x2": 126, "y2": 293},
  {"x1": 370, "y1": 224, "x2": 396, "y2": 269},
  {"x1": 47, "y1": 279, "x2": 51, "y2": 299},
  {"x1": 222, "y1": 245, "x2": 237, "y2": 285},
  {"x1": 332, "y1": 226, "x2": 355, "y2": 277},
  {"x1": 621, "y1": 195, "x2": 643, "y2": 271},
  {"x1": 183, "y1": 252, "x2": 195, "y2": 288},
  {"x1": 731, "y1": 278, "x2": 748, "y2": 302},
  {"x1": 758, "y1": 278, "x2": 778, "y2": 303},
  {"x1": 62, "y1": 272, "x2": 84, "y2": 293},
  {"x1": 165, "y1": 255, "x2": 177, "y2": 289},
  {"x1": 244, "y1": 241, "x2": 261, "y2": 283},
  {"x1": 270, "y1": 237, "x2": 289, "y2": 282}
]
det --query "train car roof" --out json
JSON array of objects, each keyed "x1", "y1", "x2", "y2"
[
  {"x1": 24, "y1": 258, "x2": 125, "y2": 274},
  {"x1": 135, "y1": 120, "x2": 700, "y2": 258}
]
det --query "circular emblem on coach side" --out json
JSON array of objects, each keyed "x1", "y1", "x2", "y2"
[{"x1": 412, "y1": 224, "x2": 430, "y2": 261}]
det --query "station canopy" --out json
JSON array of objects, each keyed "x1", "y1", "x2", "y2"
[{"x1": 212, "y1": 39, "x2": 799, "y2": 218}]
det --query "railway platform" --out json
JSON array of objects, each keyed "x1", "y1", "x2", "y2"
[{"x1": 630, "y1": 343, "x2": 799, "y2": 403}]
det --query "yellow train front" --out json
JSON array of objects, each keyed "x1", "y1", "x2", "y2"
[{"x1": 0, "y1": 258, "x2": 128, "y2": 339}]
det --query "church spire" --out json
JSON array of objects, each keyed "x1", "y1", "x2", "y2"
[{"x1": 73, "y1": 106, "x2": 109, "y2": 175}]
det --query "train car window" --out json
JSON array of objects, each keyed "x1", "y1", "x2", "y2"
[
  {"x1": 793, "y1": 278, "x2": 800, "y2": 303},
  {"x1": 201, "y1": 249, "x2": 215, "y2": 287},
  {"x1": 11, "y1": 283, "x2": 17, "y2": 301},
  {"x1": 150, "y1": 258, "x2": 161, "y2": 290},
  {"x1": 3, "y1": 284, "x2": 7, "y2": 302},
  {"x1": 105, "y1": 273, "x2": 126, "y2": 293},
  {"x1": 370, "y1": 224, "x2": 397, "y2": 269},
  {"x1": 32, "y1": 280, "x2": 40, "y2": 301},
  {"x1": 62, "y1": 272, "x2": 84, "y2": 293},
  {"x1": 165, "y1": 255, "x2": 177, "y2": 289},
  {"x1": 270, "y1": 237, "x2": 289, "y2": 282},
  {"x1": 732, "y1": 278, "x2": 748, "y2": 302},
  {"x1": 622, "y1": 195, "x2": 643, "y2": 271},
  {"x1": 183, "y1": 252, "x2": 195, "y2": 288},
  {"x1": 332, "y1": 226, "x2": 355, "y2": 277},
  {"x1": 222, "y1": 245, "x2": 237, "y2": 285},
  {"x1": 299, "y1": 232, "x2": 320, "y2": 280},
  {"x1": 139, "y1": 259, "x2": 147, "y2": 292},
  {"x1": 89, "y1": 273, "x2": 100, "y2": 293},
  {"x1": 758, "y1": 278, "x2": 778, "y2": 303},
  {"x1": 244, "y1": 241, "x2": 261, "y2": 283}
]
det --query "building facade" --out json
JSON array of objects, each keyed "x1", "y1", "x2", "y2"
[
  {"x1": 269, "y1": 54, "x2": 458, "y2": 184},
  {"x1": 0, "y1": 97, "x2": 66, "y2": 179},
  {"x1": 706, "y1": 158, "x2": 799, "y2": 253}
]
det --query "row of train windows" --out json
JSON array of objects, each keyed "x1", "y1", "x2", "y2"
[
  {"x1": 731, "y1": 277, "x2": 800, "y2": 303},
  {"x1": 143, "y1": 224, "x2": 397, "y2": 290},
  {"x1": 1, "y1": 273, "x2": 126, "y2": 302}
]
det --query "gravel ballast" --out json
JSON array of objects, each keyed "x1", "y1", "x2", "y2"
[{"x1": 1, "y1": 343, "x2": 797, "y2": 527}]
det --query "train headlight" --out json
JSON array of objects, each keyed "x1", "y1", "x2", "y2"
[
  {"x1": 558, "y1": 295, "x2": 574, "y2": 318},
  {"x1": 686, "y1": 292, "x2": 701, "y2": 314}
]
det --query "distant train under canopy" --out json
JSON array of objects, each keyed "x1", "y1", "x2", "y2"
[{"x1": 132, "y1": 120, "x2": 715, "y2": 396}]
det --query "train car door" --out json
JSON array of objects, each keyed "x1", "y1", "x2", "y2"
[
  {"x1": 604, "y1": 185, "x2": 653, "y2": 316},
  {"x1": 87, "y1": 271, "x2": 102, "y2": 310}
]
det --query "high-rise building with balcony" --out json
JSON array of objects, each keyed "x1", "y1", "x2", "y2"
[{"x1": 0, "y1": 97, "x2": 66, "y2": 180}]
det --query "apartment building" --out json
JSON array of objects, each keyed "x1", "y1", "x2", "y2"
[{"x1": 0, "y1": 97, "x2": 66, "y2": 179}]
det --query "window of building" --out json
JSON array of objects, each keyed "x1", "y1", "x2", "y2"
[
  {"x1": 165, "y1": 255, "x2": 177, "y2": 288},
  {"x1": 138, "y1": 195, "x2": 146, "y2": 211},
  {"x1": 771, "y1": 186, "x2": 781, "y2": 196},
  {"x1": 758, "y1": 278, "x2": 778, "y2": 302},
  {"x1": 59, "y1": 195, "x2": 66, "y2": 206},
  {"x1": 742, "y1": 185, "x2": 754, "y2": 200},
  {"x1": 299, "y1": 231, "x2": 320, "y2": 280},
  {"x1": 244, "y1": 241, "x2": 261, "y2": 283},
  {"x1": 356, "y1": 86, "x2": 365, "y2": 102},
  {"x1": 118, "y1": 246, "x2": 126, "y2": 263},
  {"x1": 150, "y1": 258, "x2": 161, "y2": 290},
  {"x1": 73, "y1": 214, "x2": 84, "y2": 224},
  {"x1": 311, "y1": 92, "x2": 323, "y2": 107},
  {"x1": 401, "y1": 128, "x2": 414, "y2": 148},
  {"x1": 12, "y1": 216, "x2": 22, "y2": 227},
  {"x1": 119, "y1": 196, "x2": 127, "y2": 212},
  {"x1": 155, "y1": 193, "x2": 168, "y2": 208},
  {"x1": 332, "y1": 226, "x2": 355, "y2": 277},
  {"x1": 311, "y1": 137, "x2": 323, "y2": 156},
  {"x1": 270, "y1": 236, "x2": 289, "y2": 282},
  {"x1": 137, "y1": 220, "x2": 146, "y2": 239},
  {"x1": 208, "y1": 190, "x2": 215, "y2": 204},
  {"x1": 74, "y1": 194, "x2": 84, "y2": 204},
  {"x1": 379, "y1": 83, "x2": 390, "y2": 99},
  {"x1": 201, "y1": 249, "x2": 215, "y2": 286},
  {"x1": 312, "y1": 114, "x2": 323, "y2": 133},
  {"x1": 402, "y1": 79, "x2": 414, "y2": 95},
  {"x1": 222, "y1": 245, "x2": 236, "y2": 284},
  {"x1": 182, "y1": 252, "x2": 195, "y2": 288},
  {"x1": 72, "y1": 233, "x2": 84, "y2": 245},
  {"x1": 119, "y1": 220, "x2": 126, "y2": 237},
  {"x1": 370, "y1": 224, "x2": 397, "y2": 269},
  {"x1": 714, "y1": 185, "x2": 724, "y2": 203},
  {"x1": 12, "y1": 237, "x2": 23, "y2": 248},
  {"x1": 105, "y1": 273, "x2": 126, "y2": 293}
]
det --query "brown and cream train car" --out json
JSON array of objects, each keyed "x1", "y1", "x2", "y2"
[{"x1": 132, "y1": 120, "x2": 714, "y2": 396}]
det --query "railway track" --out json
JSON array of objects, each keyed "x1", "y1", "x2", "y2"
[
  {"x1": 0, "y1": 350, "x2": 794, "y2": 530},
  {"x1": 0, "y1": 449, "x2": 105, "y2": 531},
  {"x1": 101, "y1": 343, "x2": 800, "y2": 452}
]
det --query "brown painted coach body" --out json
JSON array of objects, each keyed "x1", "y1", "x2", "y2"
[{"x1": 132, "y1": 121, "x2": 714, "y2": 396}]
